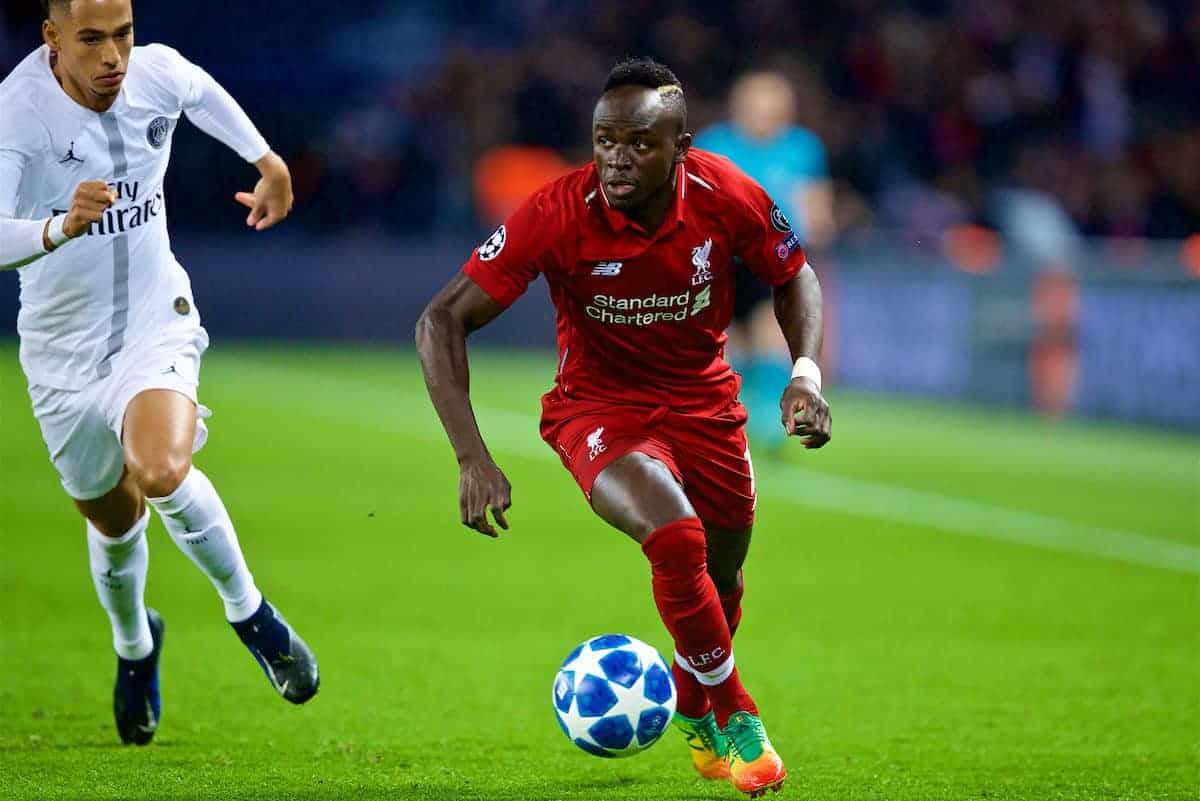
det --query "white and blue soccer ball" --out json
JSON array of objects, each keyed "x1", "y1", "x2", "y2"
[{"x1": 552, "y1": 634, "x2": 676, "y2": 758}]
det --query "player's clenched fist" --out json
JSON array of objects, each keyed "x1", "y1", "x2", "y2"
[
  {"x1": 458, "y1": 456, "x2": 513, "y2": 537},
  {"x1": 780, "y1": 377, "x2": 832, "y2": 449},
  {"x1": 65, "y1": 181, "x2": 117, "y2": 237}
]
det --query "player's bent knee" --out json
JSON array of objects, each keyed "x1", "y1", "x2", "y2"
[
  {"x1": 642, "y1": 517, "x2": 709, "y2": 580},
  {"x1": 128, "y1": 452, "x2": 192, "y2": 498}
]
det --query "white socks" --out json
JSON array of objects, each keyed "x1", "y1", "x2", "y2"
[
  {"x1": 148, "y1": 467, "x2": 263, "y2": 623},
  {"x1": 88, "y1": 510, "x2": 153, "y2": 660}
]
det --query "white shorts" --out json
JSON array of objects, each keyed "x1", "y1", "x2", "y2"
[{"x1": 28, "y1": 330, "x2": 213, "y2": 501}]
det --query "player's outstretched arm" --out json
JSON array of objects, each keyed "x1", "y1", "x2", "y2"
[
  {"x1": 233, "y1": 152, "x2": 293, "y2": 231},
  {"x1": 166, "y1": 47, "x2": 291, "y2": 231},
  {"x1": 774, "y1": 264, "x2": 832, "y2": 448},
  {"x1": 416, "y1": 272, "x2": 512, "y2": 537}
]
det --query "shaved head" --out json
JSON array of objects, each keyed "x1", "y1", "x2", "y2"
[
  {"x1": 42, "y1": 0, "x2": 71, "y2": 17},
  {"x1": 43, "y1": 0, "x2": 133, "y2": 19}
]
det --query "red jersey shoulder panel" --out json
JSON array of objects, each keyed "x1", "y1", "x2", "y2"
[
  {"x1": 684, "y1": 148, "x2": 807, "y2": 288},
  {"x1": 463, "y1": 163, "x2": 598, "y2": 307}
]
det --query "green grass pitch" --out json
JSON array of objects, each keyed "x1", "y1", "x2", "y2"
[{"x1": 1, "y1": 343, "x2": 1196, "y2": 800}]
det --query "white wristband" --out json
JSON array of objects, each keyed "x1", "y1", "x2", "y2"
[
  {"x1": 45, "y1": 214, "x2": 72, "y2": 249},
  {"x1": 790, "y1": 356, "x2": 822, "y2": 391}
]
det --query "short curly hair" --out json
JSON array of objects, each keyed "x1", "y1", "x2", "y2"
[{"x1": 602, "y1": 57, "x2": 687, "y2": 128}]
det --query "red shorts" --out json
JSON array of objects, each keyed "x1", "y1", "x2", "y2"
[{"x1": 540, "y1": 392, "x2": 757, "y2": 530}]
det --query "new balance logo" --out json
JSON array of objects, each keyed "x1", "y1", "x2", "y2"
[
  {"x1": 58, "y1": 142, "x2": 84, "y2": 164},
  {"x1": 586, "y1": 426, "x2": 607, "y2": 461},
  {"x1": 592, "y1": 261, "x2": 623, "y2": 276}
]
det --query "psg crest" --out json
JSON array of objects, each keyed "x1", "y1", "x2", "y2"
[
  {"x1": 147, "y1": 116, "x2": 171, "y2": 149},
  {"x1": 770, "y1": 204, "x2": 792, "y2": 232},
  {"x1": 478, "y1": 225, "x2": 506, "y2": 261}
]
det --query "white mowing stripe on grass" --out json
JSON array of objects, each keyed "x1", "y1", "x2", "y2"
[
  {"x1": 754, "y1": 468, "x2": 1200, "y2": 576},
  {"x1": 465, "y1": 405, "x2": 1200, "y2": 577}
]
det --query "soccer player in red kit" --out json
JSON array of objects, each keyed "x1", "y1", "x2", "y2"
[{"x1": 417, "y1": 58, "x2": 831, "y2": 797}]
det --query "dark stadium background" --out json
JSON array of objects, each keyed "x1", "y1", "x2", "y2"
[{"x1": 3, "y1": 0, "x2": 1197, "y2": 428}]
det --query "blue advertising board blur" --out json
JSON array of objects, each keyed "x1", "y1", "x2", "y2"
[{"x1": 1, "y1": 233, "x2": 1195, "y2": 429}]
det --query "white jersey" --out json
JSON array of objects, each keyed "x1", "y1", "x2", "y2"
[{"x1": 0, "y1": 44, "x2": 268, "y2": 389}]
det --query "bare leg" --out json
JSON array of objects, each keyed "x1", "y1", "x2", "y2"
[
  {"x1": 590, "y1": 451, "x2": 696, "y2": 542},
  {"x1": 122, "y1": 389, "x2": 197, "y2": 498},
  {"x1": 704, "y1": 524, "x2": 751, "y2": 598},
  {"x1": 705, "y1": 525, "x2": 750, "y2": 642},
  {"x1": 75, "y1": 467, "x2": 143, "y2": 537}
]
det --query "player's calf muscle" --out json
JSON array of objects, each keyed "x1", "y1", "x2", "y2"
[
  {"x1": 75, "y1": 470, "x2": 143, "y2": 537},
  {"x1": 704, "y1": 527, "x2": 751, "y2": 593},
  {"x1": 706, "y1": 562, "x2": 744, "y2": 596}
]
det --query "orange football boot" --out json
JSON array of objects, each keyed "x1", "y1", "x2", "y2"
[
  {"x1": 724, "y1": 711, "x2": 787, "y2": 797},
  {"x1": 673, "y1": 710, "x2": 731, "y2": 780}
]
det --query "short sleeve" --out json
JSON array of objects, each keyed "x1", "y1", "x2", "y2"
[
  {"x1": 736, "y1": 179, "x2": 808, "y2": 288},
  {"x1": 462, "y1": 188, "x2": 562, "y2": 307}
]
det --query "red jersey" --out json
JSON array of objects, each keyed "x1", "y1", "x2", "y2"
[{"x1": 463, "y1": 148, "x2": 806, "y2": 414}]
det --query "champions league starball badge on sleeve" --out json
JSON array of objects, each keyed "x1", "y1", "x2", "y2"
[{"x1": 477, "y1": 225, "x2": 507, "y2": 261}]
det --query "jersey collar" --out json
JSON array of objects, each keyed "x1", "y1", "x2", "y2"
[
  {"x1": 38, "y1": 44, "x2": 127, "y2": 120},
  {"x1": 594, "y1": 161, "x2": 688, "y2": 241}
]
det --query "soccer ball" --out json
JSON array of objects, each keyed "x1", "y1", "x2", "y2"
[{"x1": 552, "y1": 634, "x2": 676, "y2": 758}]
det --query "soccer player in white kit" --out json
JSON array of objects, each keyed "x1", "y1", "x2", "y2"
[{"x1": 0, "y1": 0, "x2": 319, "y2": 745}]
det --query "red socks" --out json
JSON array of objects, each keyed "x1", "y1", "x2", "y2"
[
  {"x1": 671, "y1": 659, "x2": 710, "y2": 719},
  {"x1": 642, "y1": 518, "x2": 757, "y2": 728},
  {"x1": 672, "y1": 570, "x2": 748, "y2": 719}
]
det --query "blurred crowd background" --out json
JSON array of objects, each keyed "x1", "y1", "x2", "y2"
[
  {"x1": 2, "y1": 0, "x2": 1197, "y2": 427},
  {"x1": 5, "y1": 0, "x2": 1199, "y2": 241}
]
